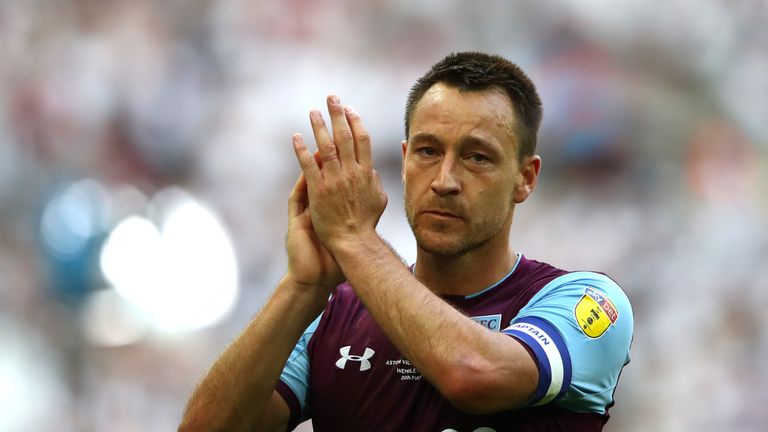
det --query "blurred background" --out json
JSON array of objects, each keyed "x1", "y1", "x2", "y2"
[{"x1": 0, "y1": 0, "x2": 766, "y2": 431}]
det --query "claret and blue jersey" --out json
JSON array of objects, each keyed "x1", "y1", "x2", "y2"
[{"x1": 276, "y1": 254, "x2": 633, "y2": 431}]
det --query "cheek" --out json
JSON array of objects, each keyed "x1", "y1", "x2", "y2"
[
  {"x1": 404, "y1": 169, "x2": 429, "y2": 195},
  {"x1": 402, "y1": 181, "x2": 419, "y2": 215},
  {"x1": 477, "y1": 185, "x2": 514, "y2": 218},
  {"x1": 479, "y1": 179, "x2": 511, "y2": 200}
]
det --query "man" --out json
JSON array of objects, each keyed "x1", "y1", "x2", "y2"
[{"x1": 179, "y1": 52, "x2": 633, "y2": 432}]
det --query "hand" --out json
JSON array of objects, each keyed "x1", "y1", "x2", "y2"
[
  {"x1": 292, "y1": 95, "x2": 388, "y2": 253},
  {"x1": 285, "y1": 172, "x2": 344, "y2": 291}
]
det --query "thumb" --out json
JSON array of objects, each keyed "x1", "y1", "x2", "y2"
[{"x1": 288, "y1": 173, "x2": 309, "y2": 218}]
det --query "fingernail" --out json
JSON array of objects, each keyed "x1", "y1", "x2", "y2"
[
  {"x1": 310, "y1": 110, "x2": 321, "y2": 121},
  {"x1": 328, "y1": 95, "x2": 340, "y2": 105},
  {"x1": 344, "y1": 105, "x2": 354, "y2": 115}
]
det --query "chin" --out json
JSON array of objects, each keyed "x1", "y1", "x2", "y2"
[{"x1": 414, "y1": 232, "x2": 470, "y2": 256}]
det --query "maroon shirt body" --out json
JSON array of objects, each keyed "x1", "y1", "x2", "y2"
[{"x1": 276, "y1": 256, "x2": 609, "y2": 431}]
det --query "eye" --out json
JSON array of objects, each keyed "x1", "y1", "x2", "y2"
[
  {"x1": 416, "y1": 147, "x2": 437, "y2": 157},
  {"x1": 468, "y1": 153, "x2": 489, "y2": 163}
]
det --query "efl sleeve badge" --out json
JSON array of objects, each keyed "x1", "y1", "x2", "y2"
[{"x1": 574, "y1": 287, "x2": 619, "y2": 338}]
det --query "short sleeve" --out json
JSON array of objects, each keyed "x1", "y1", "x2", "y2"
[
  {"x1": 502, "y1": 272, "x2": 633, "y2": 414},
  {"x1": 276, "y1": 314, "x2": 321, "y2": 429}
]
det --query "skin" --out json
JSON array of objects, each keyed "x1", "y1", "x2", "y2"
[{"x1": 178, "y1": 83, "x2": 542, "y2": 431}]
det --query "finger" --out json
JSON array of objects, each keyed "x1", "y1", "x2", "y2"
[
  {"x1": 326, "y1": 95, "x2": 356, "y2": 167},
  {"x1": 287, "y1": 173, "x2": 308, "y2": 218},
  {"x1": 292, "y1": 133, "x2": 323, "y2": 185},
  {"x1": 344, "y1": 105, "x2": 372, "y2": 167},
  {"x1": 309, "y1": 109, "x2": 341, "y2": 173}
]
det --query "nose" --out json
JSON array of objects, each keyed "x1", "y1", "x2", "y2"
[{"x1": 430, "y1": 156, "x2": 461, "y2": 196}]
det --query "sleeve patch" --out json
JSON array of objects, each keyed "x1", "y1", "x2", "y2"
[
  {"x1": 574, "y1": 287, "x2": 619, "y2": 339},
  {"x1": 503, "y1": 316, "x2": 572, "y2": 406}
]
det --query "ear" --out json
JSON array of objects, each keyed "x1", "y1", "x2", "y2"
[
  {"x1": 401, "y1": 140, "x2": 408, "y2": 181},
  {"x1": 513, "y1": 155, "x2": 541, "y2": 204}
]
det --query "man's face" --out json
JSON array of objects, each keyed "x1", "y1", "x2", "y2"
[{"x1": 402, "y1": 82, "x2": 538, "y2": 256}]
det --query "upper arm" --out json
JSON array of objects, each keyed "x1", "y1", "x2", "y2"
[
  {"x1": 272, "y1": 314, "x2": 321, "y2": 429},
  {"x1": 503, "y1": 272, "x2": 633, "y2": 413}
]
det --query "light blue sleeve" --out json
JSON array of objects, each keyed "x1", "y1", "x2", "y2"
[
  {"x1": 502, "y1": 272, "x2": 633, "y2": 414},
  {"x1": 279, "y1": 314, "x2": 322, "y2": 421}
]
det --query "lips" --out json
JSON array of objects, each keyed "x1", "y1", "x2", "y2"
[{"x1": 421, "y1": 209, "x2": 463, "y2": 219}]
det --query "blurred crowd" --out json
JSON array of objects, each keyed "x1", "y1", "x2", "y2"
[{"x1": 0, "y1": 1, "x2": 766, "y2": 431}]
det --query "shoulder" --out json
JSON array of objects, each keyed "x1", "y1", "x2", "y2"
[
  {"x1": 517, "y1": 270, "x2": 633, "y2": 349},
  {"x1": 510, "y1": 257, "x2": 631, "y2": 321}
]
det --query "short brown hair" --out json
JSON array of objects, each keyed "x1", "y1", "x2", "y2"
[{"x1": 405, "y1": 52, "x2": 543, "y2": 158}]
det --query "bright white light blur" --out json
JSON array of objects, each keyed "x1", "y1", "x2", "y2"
[
  {"x1": 0, "y1": 320, "x2": 67, "y2": 430},
  {"x1": 99, "y1": 191, "x2": 239, "y2": 333},
  {"x1": 100, "y1": 216, "x2": 163, "y2": 305},
  {"x1": 155, "y1": 198, "x2": 239, "y2": 330}
]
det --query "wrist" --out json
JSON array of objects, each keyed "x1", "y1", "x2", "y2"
[
  {"x1": 328, "y1": 230, "x2": 383, "y2": 262},
  {"x1": 279, "y1": 275, "x2": 336, "y2": 308}
]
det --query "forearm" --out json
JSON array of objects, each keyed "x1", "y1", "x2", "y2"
[
  {"x1": 331, "y1": 234, "x2": 535, "y2": 411},
  {"x1": 179, "y1": 276, "x2": 328, "y2": 431}
]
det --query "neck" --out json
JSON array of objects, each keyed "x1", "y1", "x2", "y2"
[{"x1": 414, "y1": 234, "x2": 518, "y2": 297}]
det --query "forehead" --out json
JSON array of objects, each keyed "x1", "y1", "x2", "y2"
[{"x1": 410, "y1": 83, "x2": 519, "y2": 149}]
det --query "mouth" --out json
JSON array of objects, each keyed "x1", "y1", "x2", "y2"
[{"x1": 421, "y1": 209, "x2": 463, "y2": 220}]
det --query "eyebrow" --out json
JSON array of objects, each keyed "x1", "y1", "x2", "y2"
[
  {"x1": 410, "y1": 132, "x2": 504, "y2": 159},
  {"x1": 459, "y1": 135, "x2": 498, "y2": 151},
  {"x1": 410, "y1": 132, "x2": 442, "y2": 144}
]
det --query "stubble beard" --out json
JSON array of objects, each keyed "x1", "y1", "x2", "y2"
[{"x1": 404, "y1": 198, "x2": 511, "y2": 258}]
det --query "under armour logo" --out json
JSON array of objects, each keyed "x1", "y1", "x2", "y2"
[{"x1": 335, "y1": 346, "x2": 375, "y2": 371}]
